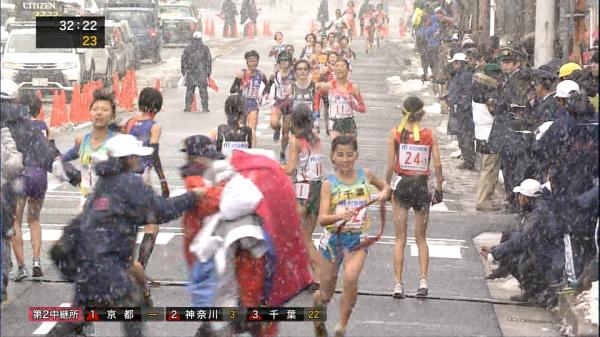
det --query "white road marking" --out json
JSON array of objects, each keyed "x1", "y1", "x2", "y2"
[
  {"x1": 33, "y1": 303, "x2": 71, "y2": 335},
  {"x1": 23, "y1": 229, "x2": 176, "y2": 245},
  {"x1": 410, "y1": 243, "x2": 463, "y2": 259}
]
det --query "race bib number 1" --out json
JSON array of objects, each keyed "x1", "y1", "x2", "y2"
[
  {"x1": 295, "y1": 183, "x2": 310, "y2": 199},
  {"x1": 398, "y1": 144, "x2": 430, "y2": 171}
]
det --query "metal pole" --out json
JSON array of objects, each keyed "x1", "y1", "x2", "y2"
[
  {"x1": 534, "y1": 0, "x2": 556, "y2": 67},
  {"x1": 489, "y1": 0, "x2": 495, "y2": 37}
]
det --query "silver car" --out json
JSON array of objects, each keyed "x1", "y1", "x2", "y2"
[{"x1": 88, "y1": 21, "x2": 134, "y2": 79}]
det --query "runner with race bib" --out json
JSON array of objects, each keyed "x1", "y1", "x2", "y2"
[
  {"x1": 230, "y1": 50, "x2": 271, "y2": 146},
  {"x1": 215, "y1": 95, "x2": 252, "y2": 157},
  {"x1": 317, "y1": 59, "x2": 366, "y2": 140},
  {"x1": 291, "y1": 60, "x2": 320, "y2": 132},
  {"x1": 384, "y1": 96, "x2": 444, "y2": 299},
  {"x1": 269, "y1": 51, "x2": 295, "y2": 162},
  {"x1": 313, "y1": 135, "x2": 390, "y2": 337},
  {"x1": 282, "y1": 104, "x2": 324, "y2": 290}
]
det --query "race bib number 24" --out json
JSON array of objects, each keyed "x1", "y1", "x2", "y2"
[{"x1": 398, "y1": 144, "x2": 430, "y2": 171}]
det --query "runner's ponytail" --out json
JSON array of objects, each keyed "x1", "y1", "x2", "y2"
[{"x1": 291, "y1": 103, "x2": 316, "y2": 144}]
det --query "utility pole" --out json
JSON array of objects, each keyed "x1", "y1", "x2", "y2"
[
  {"x1": 489, "y1": 0, "x2": 495, "y2": 37},
  {"x1": 572, "y1": 0, "x2": 586, "y2": 65},
  {"x1": 534, "y1": 0, "x2": 556, "y2": 67}
]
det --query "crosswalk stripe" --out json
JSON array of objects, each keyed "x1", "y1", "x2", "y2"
[
  {"x1": 33, "y1": 303, "x2": 71, "y2": 335},
  {"x1": 22, "y1": 229, "x2": 177, "y2": 245}
]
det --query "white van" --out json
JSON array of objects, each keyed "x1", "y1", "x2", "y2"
[{"x1": 1, "y1": 28, "x2": 94, "y2": 100}]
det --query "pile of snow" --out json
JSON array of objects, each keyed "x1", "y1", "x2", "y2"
[
  {"x1": 385, "y1": 76, "x2": 427, "y2": 95},
  {"x1": 424, "y1": 102, "x2": 441, "y2": 114}
]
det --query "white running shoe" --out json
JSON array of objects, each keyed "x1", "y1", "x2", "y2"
[{"x1": 393, "y1": 282, "x2": 405, "y2": 298}]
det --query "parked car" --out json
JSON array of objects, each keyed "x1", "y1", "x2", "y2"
[
  {"x1": 1, "y1": 27, "x2": 94, "y2": 100},
  {"x1": 105, "y1": 6, "x2": 161, "y2": 63},
  {"x1": 159, "y1": 1, "x2": 201, "y2": 44},
  {"x1": 59, "y1": 0, "x2": 102, "y2": 15}
]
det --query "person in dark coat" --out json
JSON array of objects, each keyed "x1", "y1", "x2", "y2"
[
  {"x1": 220, "y1": 0, "x2": 238, "y2": 37},
  {"x1": 447, "y1": 52, "x2": 475, "y2": 170},
  {"x1": 487, "y1": 48, "x2": 533, "y2": 212},
  {"x1": 47, "y1": 134, "x2": 204, "y2": 337},
  {"x1": 181, "y1": 31, "x2": 212, "y2": 113},
  {"x1": 537, "y1": 84, "x2": 599, "y2": 284},
  {"x1": 240, "y1": 0, "x2": 258, "y2": 38},
  {"x1": 317, "y1": 0, "x2": 329, "y2": 37}
]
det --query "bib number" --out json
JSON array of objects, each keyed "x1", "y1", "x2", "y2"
[
  {"x1": 398, "y1": 144, "x2": 430, "y2": 172},
  {"x1": 295, "y1": 183, "x2": 310, "y2": 199},
  {"x1": 336, "y1": 205, "x2": 367, "y2": 229},
  {"x1": 330, "y1": 96, "x2": 353, "y2": 117},
  {"x1": 307, "y1": 155, "x2": 323, "y2": 178},
  {"x1": 222, "y1": 141, "x2": 248, "y2": 156},
  {"x1": 243, "y1": 84, "x2": 259, "y2": 99}
]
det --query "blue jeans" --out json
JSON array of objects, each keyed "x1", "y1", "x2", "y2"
[{"x1": 188, "y1": 259, "x2": 219, "y2": 306}]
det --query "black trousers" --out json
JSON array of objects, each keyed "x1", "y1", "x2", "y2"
[
  {"x1": 185, "y1": 83, "x2": 209, "y2": 111},
  {"x1": 46, "y1": 287, "x2": 145, "y2": 337},
  {"x1": 223, "y1": 21, "x2": 236, "y2": 37}
]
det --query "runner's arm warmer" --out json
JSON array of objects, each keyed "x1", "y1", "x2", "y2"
[
  {"x1": 354, "y1": 92, "x2": 366, "y2": 113},
  {"x1": 230, "y1": 77, "x2": 241, "y2": 94},
  {"x1": 61, "y1": 145, "x2": 80, "y2": 162},
  {"x1": 150, "y1": 143, "x2": 166, "y2": 180}
]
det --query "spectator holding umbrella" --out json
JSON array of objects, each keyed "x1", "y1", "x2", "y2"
[
  {"x1": 240, "y1": 0, "x2": 258, "y2": 38},
  {"x1": 181, "y1": 31, "x2": 212, "y2": 113}
]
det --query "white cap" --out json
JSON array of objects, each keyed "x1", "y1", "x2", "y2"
[
  {"x1": 461, "y1": 38, "x2": 474, "y2": 47},
  {"x1": 449, "y1": 53, "x2": 467, "y2": 63},
  {"x1": 554, "y1": 80, "x2": 580, "y2": 98},
  {"x1": 0, "y1": 79, "x2": 19, "y2": 100},
  {"x1": 105, "y1": 134, "x2": 154, "y2": 158},
  {"x1": 192, "y1": 31, "x2": 203, "y2": 39},
  {"x1": 512, "y1": 179, "x2": 542, "y2": 198}
]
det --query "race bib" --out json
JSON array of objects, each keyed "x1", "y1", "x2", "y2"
[
  {"x1": 335, "y1": 205, "x2": 367, "y2": 229},
  {"x1": 295, "y1": 183, "x2": 310, "y2": 199},
  {"x1": 222, "y1": 141, "x2": 249, "y2": 156},
  {"x1": 243, "y1": 84, "x2": 260, "y2": 99},
  {"x1": 330, "y1": 96, "x2": 353, "y2": 118},
  {"x1": 398, "y1": 143, "x2": 430, "y2": 171},
  {"x1": 307, "y1": 154, "x2": 324, "y2": 178}
]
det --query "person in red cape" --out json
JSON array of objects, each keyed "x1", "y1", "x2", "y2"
[{"x1": 184, "y1": 145, "x2": 312, "y2": 337}]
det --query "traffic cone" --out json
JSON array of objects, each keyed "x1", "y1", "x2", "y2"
[
  {"x1": 232, "y1": 19, "x2": 238, "y2": 37},
  {"x1": 112, "y1": 71, "x2": 120, "y2": 100},
  {"x1": 190, "y1": 94, "x2": 198, "y2": 112},
  {"x1": 59, "y1": 90, "x2": 69, "y2": 123},
  {"x1": 119, "y1": 72, "x2": 129, "y2": 108},
  {"x1": 209, "y1": 19, "x2": 215, "y2": 37},
  {"x1": 309, "y1": 20, "x2": 315, "y2": 34},
  {"x1": 70, "y1": 84, "x2": 89, "y2": 124},
  {"x1": 224, "y1": 25, "x2": 230, "y2": 38},
  {"x1": 83, "y1": 82, "x2": 93, "y2": 114},
  {"x1": 153, "y1": 78, "x2": 161, "y2": 92},
  {"x1": 35, "y1": 90, "x2": 45, "y2": 122},
  {"x1": 204, "y1": 19, "x2": 210, "y2": 36},
  {"x1": 247, "y1": 22, "x2": 254, "y2": 39},
  {"x1": 399, "y1": 19, "x2": 406, "y2": 38},
  {"x1": 263, "y1": 20, "x2": 272, "y2": 37},
  {"x1": 50, "y1": 90, "x2": 66, "y2": 127}
]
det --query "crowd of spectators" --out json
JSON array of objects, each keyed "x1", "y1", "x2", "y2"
[{"x1": 411, "y1": 0, "x2": 599, "y2": 309}]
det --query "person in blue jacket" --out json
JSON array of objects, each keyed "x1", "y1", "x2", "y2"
[{"x1": 47, "y1": 134, "x2": 204, "y2": 337}]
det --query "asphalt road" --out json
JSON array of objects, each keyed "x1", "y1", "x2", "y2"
[{"x1": 1, "y1": 3, "x2": 520, "y2": 337}]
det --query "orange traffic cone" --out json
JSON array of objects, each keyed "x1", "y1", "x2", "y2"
[
  {"x1": 112, "y1": 71, "x2": 120, "y2": 100},
  {"x1": 50, "y1": 90, "x2": 67, "y2": 127},
  {"x1": 232, "y1": 19, "x2": 238, "y2": 37},
  {"x1": 35, "y1": 90, "x2": 45, "y2": 122},
  {"x1": 59, "y1": 90, "x2": 69, "y2": 123},
  {"x1": 119, "y1": 72, "x2": 129, "y2": 108},
  {"x1": 247, "y1": 22, "x2": 254, "y2": 39},
  {"x1": 204, "y1": 19, "x2": 210, "y2": 36},
  {"x1": 83, "y1": 82, "x2": 93, "y2": 114},
  {"x1": 70, "y1": 85, "x2": 86, "y2": 124},
  {"x1": 153, "y1": 78, "x2": 161, "y2": 92},
  {"x1": 399, "y1": 19, "x2": 406, "y2": 38},
  {"x1": 209, "y1": 19, "x2": 215, "y2": 37},
  {"x1": 190, "y1": 94, "x2": 198, "y2": 112}
]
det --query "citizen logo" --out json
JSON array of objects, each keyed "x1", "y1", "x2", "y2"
[{"x1": 22, "y1": 2, "x2": 56, "y2": 10}]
